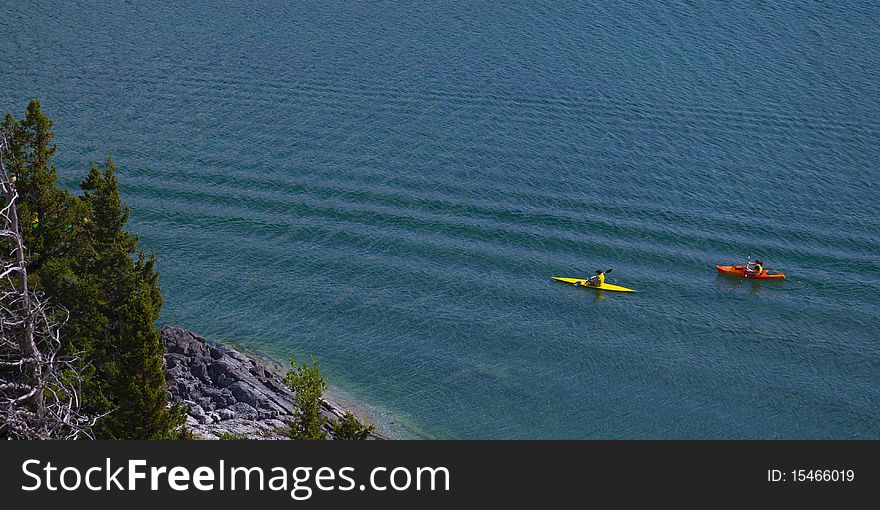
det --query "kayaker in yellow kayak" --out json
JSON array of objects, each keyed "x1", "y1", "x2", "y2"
[{"x1": 580, "y1": 269, "x2": 605, "y2": 287}]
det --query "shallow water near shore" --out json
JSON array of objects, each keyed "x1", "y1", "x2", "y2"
[{"x1": 2, "y1": 1, "x2": 878, "y2": 438}]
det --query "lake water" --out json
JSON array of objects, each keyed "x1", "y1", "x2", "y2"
[{"x1": 2, "y1": 0, "x2": 878, "y2": 438}]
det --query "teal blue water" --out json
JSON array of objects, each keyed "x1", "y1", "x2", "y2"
[{"x1": 2, "y1": 1, "x2": 878, "y2": 438}]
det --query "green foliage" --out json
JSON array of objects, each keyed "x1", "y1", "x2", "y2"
[
  {"x1": 78, "y1": 158, "x2": 185, "y2": 439},
  {"x1": 281, "y1": 358, "x2": 374, "y2": 440},
  {"x1": 217, "y1": 431, "x2": 248, "y2": 440},
  {"x1": 332, "y1": 411, "x2": 375, "y2": 440},
  {"x1": 1, "y1": 102, "x2": 83, "y2": 277},
  {"x1": 282, "y1": 358, "x2": 328, "y2": 440},
  {"x1": 178, "y1": 427, "x2": 196, "y2": 440},
  {"x1": 3, "y1": 100, "x2": 185, "y2": 439}
]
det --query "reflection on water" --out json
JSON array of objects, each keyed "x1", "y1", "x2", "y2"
[{"x1": 714, "y1": 274, "x2": 787, "y2": 296}]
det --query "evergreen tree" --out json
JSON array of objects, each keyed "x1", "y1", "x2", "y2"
[
  {"x1": 0, "y1": 101, "x2": 83, "y2": 276},
  {"x1": 1, "y1": 101, "x2": 96, "y2": 357},
  {"x1": 2, "y1": 101, "x2": 185, "y2": 439},
  {"x1": 283, "y1": 358, "x2": 329, "y2": 440},
  {"x1": 79, "y1": 160, "x2": 185, "y2": 439},
  {"x1": 332, "y1": 411, "x2": 375, "y2": 440},
  {"x1": 2, "y1": 100, "x2": 102, "y2": 402}
]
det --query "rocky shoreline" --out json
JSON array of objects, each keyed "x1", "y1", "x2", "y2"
[{"x1": 161, "y1": 327, "x2": 382, "y2": 440}]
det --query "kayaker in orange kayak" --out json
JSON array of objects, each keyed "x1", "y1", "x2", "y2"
[
  {"x1": 716, "y1": 262, "x2": 785, "y2": 279},
  {"x1": 745, "y1": 259, "x2": 764, "y2": 278}
]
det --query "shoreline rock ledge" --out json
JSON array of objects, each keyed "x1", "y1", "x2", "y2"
[{"x1": 161, "y1": 326, "x2": 381, "y2": 440}]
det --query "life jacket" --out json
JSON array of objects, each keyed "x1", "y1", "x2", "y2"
[{"x1": 753, "y1": 263, "x2": 763, "y2": 275}]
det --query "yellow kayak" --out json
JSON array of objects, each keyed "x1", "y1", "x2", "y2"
[{"x1": 551, "y1": 276, "x2": 636, "y2": 293}]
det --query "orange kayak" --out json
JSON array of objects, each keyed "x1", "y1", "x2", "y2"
[{"x1": 716, "y1": 265, "x2": 785, "y2": 279}]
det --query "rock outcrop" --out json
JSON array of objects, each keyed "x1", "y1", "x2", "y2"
[{"x1": 162, "y1": 326, "x2": 376, "y2": 440}]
